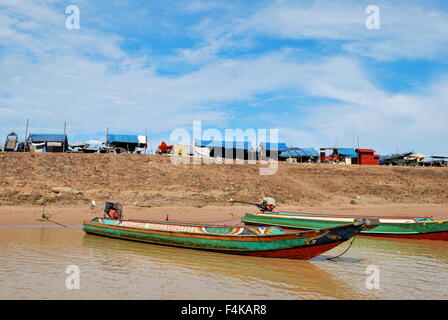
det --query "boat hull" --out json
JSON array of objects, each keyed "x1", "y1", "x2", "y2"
[
  {"x1": 82, "y1": 218, "x2": 362, "y2": 259},
  {"x1": 242, "y1": 213, "x2": 448, "y2": 240},
  {"x1": 360, "y1": 231, "x2": 448, "y2": 240},
  {"x1": 227, "y1": 241, "x2": 343, "y2": 260}
]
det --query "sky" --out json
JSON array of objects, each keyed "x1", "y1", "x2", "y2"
[{"x1": 0, "y1": 0, "x2": 447, "y2": 155}]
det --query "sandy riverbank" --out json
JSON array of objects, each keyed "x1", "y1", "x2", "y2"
[
  {"x1": 1, "y1": 153, "x2": 447, "y2": 226},
  {"x1": 1, "y1": 153, "x2": 448, "y2": 208},
  {"x1": 1, "y1": 203, "x2": 447, "y2": 226}
]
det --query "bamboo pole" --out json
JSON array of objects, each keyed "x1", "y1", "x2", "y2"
[
  {"x1": 63, "y1": 120, "x2": 67, "y2": 152},
  {"x1": 106, "y1": 127, "x2": 109, "y2": 153},
  {"x1": 24, "y1": 118, "x2": 29, "y2": 152}
]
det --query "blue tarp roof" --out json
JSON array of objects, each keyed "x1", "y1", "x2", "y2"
[
  {"x1": 195, "y1": 140, "x2": 253, "y2": 150},
  {"x1": 108, "y1": 134, "x2": 139, "y2": 144},
  {"x1": 28, "y1": 134, "x2": 67, "y2": 142},
  {"x1": 337, "y1": 148, "x2": 358, "y2": 158},
  {"x1": 261, "y1": 142, "x2": 289, "y2": 151},
  {"x1": 280, "y1": 147, "x2": 319, "y2": 157}
]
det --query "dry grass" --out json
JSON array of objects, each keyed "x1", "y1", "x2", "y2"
[{"x1": 0, "y1": 152, "x2": 447, "y2": 207}]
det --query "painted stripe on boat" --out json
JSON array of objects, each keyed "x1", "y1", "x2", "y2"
[
  {"x1": 255, "y1": 213, "x2": 416, "y2": 224},
  {"x1": 83, "y1": 221, "x2": 325, "y2": 241},
  {"x1": 275, "y1": 211, "x2": 434, "y2": 221}
]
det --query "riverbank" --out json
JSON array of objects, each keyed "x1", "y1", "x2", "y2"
[
  {"x1": 1, "y1": 203, "x2": 447, "y2": 226},
  {"x1": 1, "y1": 153, "x2": 448, "y2": 209},
  {"x1": 1, "y1": 153, "x2": 447, "y2": 226}
]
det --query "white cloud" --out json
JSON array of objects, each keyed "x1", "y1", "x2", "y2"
[
  {"x1": 0, "y1": 0, "x2": 447, "y2": 156},
  {"x1": 278, "y1": 73, "x2": 448, "y2": 154},
  {"x1": 186, "y1": 0, "x2": 448, "y2": 61}
]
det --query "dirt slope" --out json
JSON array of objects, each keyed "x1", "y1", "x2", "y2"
[{"x1": 0, "y1": 153, "x2": 447, "y2": 207}]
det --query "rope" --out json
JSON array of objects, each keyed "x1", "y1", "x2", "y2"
[
  {"x1": 39, "y1": 205, "x2": 83, "y2": 232},
  {"x1": 45, "y1": 218, "x2": 68, "y2": 228},
  {"x1": 326, "y1": 236, "x2": 357, "y2": 261}
]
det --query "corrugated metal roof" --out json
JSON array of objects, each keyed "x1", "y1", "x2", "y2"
[
  {"x1": 337, "y1": 148, "x2": 358, "y2": 158},
  {"x1": 195, "y1": 140, "x2": 253, "y2": 150},
  {"x1": 108, "y1": 134, "x2": 139, "y2": 144},
  {"x1": 299, "y1": 147, "x2": 319, "y2": 156},
  {"x1": 280, "y1": 147, "x2": 319, "y2": 157},
  {"x1": 381, "y1": 152, "x2": 413, "y2": 161},
  {"x1": 261, "y1": 142, "x2": 289, "y2": 151},
  {"x1": 28, "y1": 134, "x2": 67, "y2": 142}
]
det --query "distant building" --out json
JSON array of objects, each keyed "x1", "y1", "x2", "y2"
[
  {"x1": 356, "y1": 149, "x2": 380, "y2": 165},
  {"x1": 27, "y1": 134, "x2": 68, "y2": 152},
  {"x1": 107, "y1": 134, "x2": 147, "y2": 153},
  {"x1": 172, "y1": 144, "x2": 192, "y2": 156},
  {"x1": 320, "y1": 147, "x2": 358, "y2": 164},
  {"x1": 423, "y1": 156, "x2": 448, "y2": 167},
  {"x1": 379, "y1": 152, "x2": 426, "y2": 166},
  {"x1": 70, "y1": 140, "x2": 112, "y2": 153},
  {"x1": 195, "y1": 140, "x2": 255, "y2": 160},
  {"x1": 320, "y1": 147, "x2": 380, "y2": 165},
  {"x1": 4, "y1": 132, "x2": 19, "y2": 152},
  {"x1": 258, "y1": 142, "x2": 289, "y2": 160},
  {"x1": 279, "y1": 147, "x2": 319, "y2": 163}
]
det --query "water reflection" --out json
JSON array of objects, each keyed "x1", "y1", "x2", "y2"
[
  {"x1": 81, "y1": 233, "x2": 359, "y2": 299},
  {"x1": 0, "y1": 227, "x2": 447, "y2": 299}
]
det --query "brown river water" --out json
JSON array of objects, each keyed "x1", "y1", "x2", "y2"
[{"x1": 0, "y1": 226, "x2": 447, "y2": 299}]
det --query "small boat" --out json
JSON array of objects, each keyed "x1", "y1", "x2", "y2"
[
  {"x1": 242, "y1": 211, "x2": 448, "y2": 240},
  {"x1": 82, "y1": 217, "x2": 369, "y2": 260}
]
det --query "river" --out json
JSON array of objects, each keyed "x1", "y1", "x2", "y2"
[{"x1": 0, "y1": 226, "x2": 447, "y2": 299}]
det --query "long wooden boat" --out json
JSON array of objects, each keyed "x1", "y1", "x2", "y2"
[
  {"x1": 83, "y1": 217, "x2": 367, "y2": 260},
  {"x1": 242, "y1": 211, "x2": 448, "y2": 240}
]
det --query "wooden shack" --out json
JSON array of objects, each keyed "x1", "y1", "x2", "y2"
[
  {"x1": 4, "y1": 132, "x2": 18, "y2": 151},
  {"x1": 356, "y1": 149, "x2": 380, "y2": 165},
  {"x1": 27, "y1": 134, "x2": 68, "y2": 152}
]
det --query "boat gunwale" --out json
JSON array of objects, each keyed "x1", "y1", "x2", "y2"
[
  {"x1": 92, "y1": 217, "x2": 253, "y2": 229},
  {"x1": 83, "y1": 220, "x2": 325, "y2": 241},
  {"x1": 83, "y1": 219, "x2": 361, "y2": 241},
  {"x1": 243, "y1": 213, "x2": 448, "y2": 237},
  {"x1": 249, "y1": 212, "x2": 415, "y2": 224},
  {"x1": 88, "y1": 217, "x2": 277, "y2": 229},
  {"x1": 256, "y1": 211, "x2": 448, "y2": 224}
]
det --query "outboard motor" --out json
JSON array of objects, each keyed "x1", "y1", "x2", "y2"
[
  {"x1": 228, "y1": 197, "x2": 276, "y2": 212},
  {"x1": 354, "y1": 217, "x2": 380, "y2": 231},
  {"x1": 260, "y1": 197, "x2": 276, "y2": 212},
  {"x1": 104, "y1": 202, "x2": 123, "y2": 220}
]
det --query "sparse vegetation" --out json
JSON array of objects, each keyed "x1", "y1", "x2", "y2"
[{"x1": 0, "y1": 153, "x2": 447, "y2": 207}]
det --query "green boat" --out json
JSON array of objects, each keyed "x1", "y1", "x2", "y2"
[
  {"x1": 242, "y1": 211, "x2": 448, "y2": 240},
  {"x1": 83, "y1": 217, "x2": 369, "y2": 260}
]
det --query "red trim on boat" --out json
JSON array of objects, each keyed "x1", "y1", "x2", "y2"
[
  {"x1": 361, "y1": 231, "x2": 448, "y2": 240},
  {"x1": 230, "y1": 241, "x2": 343, "y2": 260}
]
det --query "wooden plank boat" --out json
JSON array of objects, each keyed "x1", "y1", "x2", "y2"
[
  {"x1": 82, "y1": 217, "x2": 367, "y2": 260},
  {"x1": 242, "y1": 211, "x2": 448, "y2": 240}
]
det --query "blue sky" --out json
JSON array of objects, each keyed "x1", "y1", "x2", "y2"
[{"x1": 0, "y1": 0, "x2": 447, "y2": 155}]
